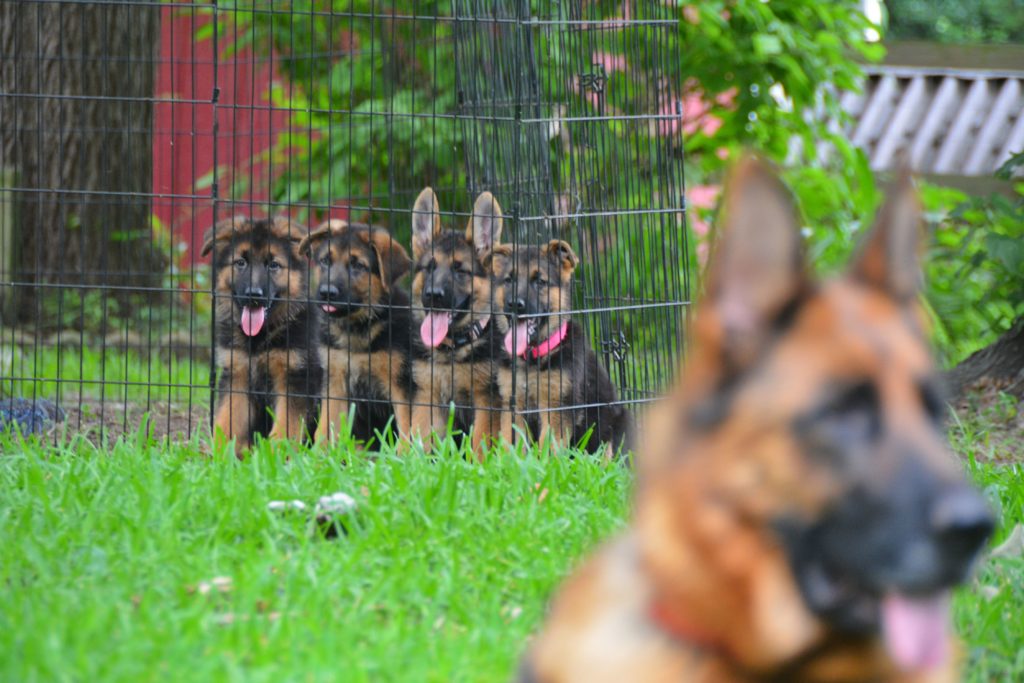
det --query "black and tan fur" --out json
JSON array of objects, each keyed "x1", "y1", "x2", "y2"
[
  {"x1": 203, "y1": 216, "x2": 320, "y2": 454},
  {"x1": 409, "y1": 188, "x2": 507, "y2": 454},
  {"x1": 298, "y1": 220, "x2": 414, "y2": 445},
  {"x1": 518, "y1": 160, "x2": 993, "y2": 682},
  {"x1": 491, "y1": 239, "x2": 632, "y2": 456}
]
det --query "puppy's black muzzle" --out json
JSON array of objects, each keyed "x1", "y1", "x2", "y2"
[
  {"x1": 234, "y1": 285, "x2": 271, "y2": 309},
  {"x1": 319, "y1": 283, "x2": 354, "y2": 314}
]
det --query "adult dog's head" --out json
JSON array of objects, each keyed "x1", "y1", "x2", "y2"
[
  {"x1": 638, "y1": 159, "x2": 993, "y2": 677},
  {"x1": 202, "y1": 216, "x2": 308, "y2": 338}
]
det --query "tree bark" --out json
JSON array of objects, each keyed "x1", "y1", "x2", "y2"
[
  {"x1": 945, "y1": 315, "x2": 1024, "y2": 399},
  {"x1": 0, "y1": 1, "x2": 163, "y2": 325}
]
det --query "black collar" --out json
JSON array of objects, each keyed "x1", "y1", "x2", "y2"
[{"x1": 444, "y1": 315, "x2": 491, "y2": 349}]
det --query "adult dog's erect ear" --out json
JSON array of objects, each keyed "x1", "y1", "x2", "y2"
[
  {"x1": 848, "y1": 170, "x2": 923, "y2": 303},
  {"x1": 703, "y1": 156, "x2": 807, "y2": 365}
]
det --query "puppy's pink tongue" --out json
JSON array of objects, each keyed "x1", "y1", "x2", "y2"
[
  {"x1": 504, "y1": 321, "x2": 531, "y2": 357},
  {"x1": 881, "y1": 592, "x2": 951, "y2": 672},
  {"x1": 240, "y1": 306, "x2": 266, "y2": 337},
  {"x1": 420, "y1": 312, "x2": 452, "y2": 348}
]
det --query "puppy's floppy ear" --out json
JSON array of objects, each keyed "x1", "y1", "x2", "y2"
[
  {"x1": 703, "y1": 156, "x2": 806, "y2": 361},
  {"x1": 541, "y1": 239, "x2": 579, "y2": 278},
  {"x1": 848, "y1": 170, "x2": 922, "y2": 302},
  {"x1": 485, "y1": 243, "x2": 513, "y2": 274},
  {"x1": 200, "y1": 215, "x2": 248, "y2": 257},
  {"x1": 367, "y1": 227, "x2": 413, "y2": 290},
  {"x1": 298, "y1": 219, "x2": 348, "y2": 257},
  {"x1": 411, "y1": 187, "x2": 441, "y2": 259},
  {"x1": 270, "y1": 217, "x2": 311, "y2": 259},
  {"x1": 468, "y1": 191, "x2": 503, "y2": 261}
]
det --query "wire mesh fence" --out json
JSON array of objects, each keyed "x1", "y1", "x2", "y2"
[{"x1": 0, "y1": 0, "x2": 690, "y2": 452}]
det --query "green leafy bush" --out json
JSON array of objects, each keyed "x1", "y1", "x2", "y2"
[
  {"x1": 887, "y1": 0, "x2": 1024, "y2": 44},
  {"x1": 922, "y1": 172, "x2": 1024, "y2": 367}
]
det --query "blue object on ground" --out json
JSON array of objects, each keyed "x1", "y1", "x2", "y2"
[{"x1": 0, "y1": 398, "x2": 66, "y2": 435}]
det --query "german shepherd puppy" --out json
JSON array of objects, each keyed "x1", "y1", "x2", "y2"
[
  {"x1": 490, "y1": 239, "x2": 632, "y2": 456},
  {"x1": 409, "y1": 188, "x2": 506, "y2": 453},
  {"x1": 297, "y1": 220, "x2": 414, "y2": 445},
  {"x1": 518, "y1": 160, "x2": 994, "y2": 682},
  {"x1": 202, "y1": 216, "x2": 320, "y2": 454}
]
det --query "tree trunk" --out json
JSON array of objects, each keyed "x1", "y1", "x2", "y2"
[
  {"x1": 945, "y1": 315, "x2": 1024, "y2": 399},
  {"x1": 0, "y1": 0, "x2": 163, "y2": 325}
]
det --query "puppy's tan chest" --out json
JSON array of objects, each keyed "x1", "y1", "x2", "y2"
[
  {"x1": 216, "y1": 347, "x2": 307, "y2": 383},
  {"x1": 321, "y1": 346, "x2": 402, "y2": 392},
  {"x1": 501, "y1": 364, "x2": 572, "y2": 410}
]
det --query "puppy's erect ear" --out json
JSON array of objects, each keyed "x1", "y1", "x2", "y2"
[
  {"x1": 411, "y1": 187, "x2": 441, "y2": 259},
  {"x1": 298, "y1": 219, "x2": 348, "y2": 257},
  {"x1": 848, "y1": 170, "x2": 923, "y2": 302},
  {"x1": 541, "y1": 239, "x2": 579, "y2": 279},
  {"x1": 704, "y1": 156, "x2": 806, "y2": 357},
  {"x1": 468, "y1": 191, "x2": 504, "y2": 261},
  {"x1": 367, "y1": 227, "x2": 413, "y2": 290},
  {"x1": 200, "y1": 215, "x2": 248, "y2": 257}
]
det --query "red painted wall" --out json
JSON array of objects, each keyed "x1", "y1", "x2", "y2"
[{"x1": 152, "y1": 7, "x2": 346, "y2": 265}]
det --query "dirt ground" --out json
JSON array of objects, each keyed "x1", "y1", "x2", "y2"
[
  {"x1": 953, "y1": 379, "x2": 1024, "y2": 464},
  {"x1": 52, "y1": 399, "x2": 211, "y2": 444}
]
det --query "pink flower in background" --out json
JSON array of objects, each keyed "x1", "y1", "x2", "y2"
[
  {"x1": 657, "y1": 86, "x2": 736, "y2": 139},
  {"x1": 687, "y1": 184, "x2": 721, "y2": 267},
  {"x1": 592, "y1": 51, "x2": 627, "y2": 74},
  {"x1": 687, "y1": 185, "x2": 720, "y2": 215}
]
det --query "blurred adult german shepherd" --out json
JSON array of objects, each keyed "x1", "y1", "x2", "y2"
[
  {"x1": 203, "y1": 216, "x2": 320, "y2": 454},
  {"x1": 490, "y1": 239, "x2": 632, "y2": 456},
  {"x1": 409, "y1": 188, "x2": 507, "y2": 454},
  {"x1": 518, "y1": 160, "x2": 993, "y2": 682},
  {"x1": 298, "y1": 219, "x2": 414, "y2": 445}
]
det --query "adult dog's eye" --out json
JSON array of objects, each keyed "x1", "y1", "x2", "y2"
[
  {"x1": 919, "y1": 380, "x2": 948, "y2": 427},
  {"x1": 816, "y1": 382, "x2": 881, "y2": 444},
  {"x1": 267, "y1": 259, "x2": 282, "y2": 271},
  {"x1": 233, "y1": 257, "x2": 247, "y2": 269}
]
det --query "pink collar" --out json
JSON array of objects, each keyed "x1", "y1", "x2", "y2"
[{"x1": 528, "y1": 322, "x2": 569, "y2": 359}]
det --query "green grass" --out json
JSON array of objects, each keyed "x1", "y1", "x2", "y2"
[
  {"x1": 1, "y1": 342, "x2": 206, "y2": 404},
  {"x1": 0, "y1": 414, "x2": 1020, "y2": 682}
]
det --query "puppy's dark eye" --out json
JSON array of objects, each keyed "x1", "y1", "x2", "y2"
[
  {"x1": 503, "y1": 275, "x2": 513, "y2": 285},
  {"x1": 350, "y1": 259, "x2": 367, "y2": 273},
  {"x1": 233, "y1": 257, "x2": 247, "y2": 269},
  {"x1": 318, "y1": 255, "x2": 331, "y2": 267},
  {"x1": 456, "y1": 269, "x2": 472, "y2": 281},
  {"x1": 267, "y1": 259, "x2": 282, "y2": 271}
]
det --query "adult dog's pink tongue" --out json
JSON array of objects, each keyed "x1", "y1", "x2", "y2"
[
  {"x1": 504, "y1": 321, "x2": 531, "y2": 357},
  {"x1": 881, "y1": 592, "x2": 951, "y2": 672},
  {"x1": 240, "y1": 306, "x2": 266, "y2": 337},
  {"x1": 420, "y1": 312, "x2": 452, "y2": 348}
]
